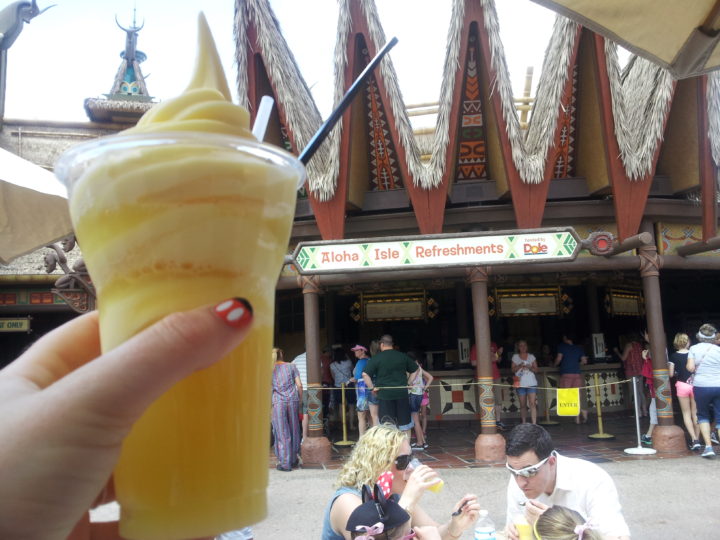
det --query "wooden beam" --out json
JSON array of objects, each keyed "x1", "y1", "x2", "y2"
[
  {"x1": 605, "y1": 232, "x2": 653, "y2": 257},
  {"x1": 676, "y1": 235, "x2": 720, "y2": 256},
  {"x1": 697, "y1": 75, "x2": 718, "y2": 241}
]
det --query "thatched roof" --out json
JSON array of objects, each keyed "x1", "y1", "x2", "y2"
[
  {"x1": 304, "y1": 0, "x2": 571, "y2": 196},
  {"x1": 479, "y1": 6, "x2": 579, "y2": 185},
  {"x1": 234, "y1": 0, "x2": 329, "y2": 194},
  {"x1": 605, "y1": 43, "x2": 674, "y2": 181},
  {"x1": 84, "y1": 96, "x2": 155, "y2": 123},
  {"x1": 235, "y1": 0, "x2": 710, "y2": 198}
]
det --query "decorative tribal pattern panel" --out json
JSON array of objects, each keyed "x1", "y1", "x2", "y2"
[
  {"x1": 581, "y1": 371, "x2": 625, "y2": 410},
  {"x1": 438, "y1": 378, "x2": 477, "y2": 415},
  {"x1": 455, "y1": 32, "x2": 488, "y2": 181},
  {"x1": 551, "y1": 64, "x2": 578, "y2": 179},
  {"x1": 363, "y1": 47, "x2": 402, "y2": 191},
  {"x1": 658, "y1": 222, "x2": 720, "y2": 256}
]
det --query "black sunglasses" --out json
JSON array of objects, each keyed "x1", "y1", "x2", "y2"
[{"x1": 394, "y1": 453, "x2": 412, "y2": 470}]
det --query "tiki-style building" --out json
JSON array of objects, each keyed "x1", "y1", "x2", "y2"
[
  {"x1": 2, "y1": 0, "x2": 719, "y2": 464},
  {"x1": 233, "y1": 0, "x2": 720, "y2": 463}
]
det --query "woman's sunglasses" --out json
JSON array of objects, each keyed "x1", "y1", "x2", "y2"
[{"x1": 394, "y1": 453, "x2": 412, "y2": 470}]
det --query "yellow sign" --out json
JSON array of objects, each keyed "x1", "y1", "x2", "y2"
[
  {"x1": 0, "y1": 317, "x2": 31, "y2": 332},
  {"x1": 556, "y1": 388, "x2": 580, "y2": 416}
]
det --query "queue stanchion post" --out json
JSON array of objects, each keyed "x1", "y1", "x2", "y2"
[
  {"x1": 334, "y1": 383, "x2": 354, "y2": 447},
  {"x1": 539, "y1": 372, "x2": 559, "y2": 426},
  {"x1": 588, "y1": 372, "x2": 615, "y2": 440},
  {"x1": 624, "y1": 376, "x2": 656, "y2": 454}
]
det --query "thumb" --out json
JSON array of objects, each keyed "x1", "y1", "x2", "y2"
[{"x1": 45, "y1": 297, "x2": 253, "y2": 428}]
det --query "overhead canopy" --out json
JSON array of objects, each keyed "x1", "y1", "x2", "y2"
[
  {"x1": 0, "y1": 147, "x2": 72, "y2": 265},
  {"x1": 531, "y1": 0, "x2": 720, "y2": 79}
]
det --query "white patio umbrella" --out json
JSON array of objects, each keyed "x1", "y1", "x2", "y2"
[
  {"x1": 531, "y1": 0, "x2": 720, "y2": 79},
  {"x1": 0, "y1": 146, "x2": 72, "y2": 265}
]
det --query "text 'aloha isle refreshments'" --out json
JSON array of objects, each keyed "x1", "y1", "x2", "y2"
[
  {"x1": 55, "y1": 13, "x2": 304, "y2": 540},
  {"x1": 293, "y1": 230, "x2": 579, "y2": 274}
]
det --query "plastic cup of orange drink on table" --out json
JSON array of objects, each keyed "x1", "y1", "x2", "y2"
[
  {"x1": 404, "y1": 457, "x2": 444, "y2": 493},
  {"x1": 54, "y1": 14, "x2": 304, "y2": 540},
  {"x1": 513, "y1": 513, "x2": 534, "y2": 540}
]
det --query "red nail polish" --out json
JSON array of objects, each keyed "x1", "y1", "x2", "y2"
[{"x1": 214, "y1": 298, "x2": 253, "y2": 328}]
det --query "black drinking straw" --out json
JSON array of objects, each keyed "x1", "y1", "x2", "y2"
[{"x1": 298, "y1": 36, "x2": 398, "y2": 165}]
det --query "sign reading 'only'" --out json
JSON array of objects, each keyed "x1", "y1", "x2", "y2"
[{"x1": 292, "y1": 228, "x2": 580, "y2": 274}]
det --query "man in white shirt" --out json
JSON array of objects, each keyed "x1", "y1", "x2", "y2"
[
  {"x1": 504, "y1": 424, "x2": 630, "y2": 540},
  {"x1": 292, "y1": 352, "x2": 308, "y2": 440}
]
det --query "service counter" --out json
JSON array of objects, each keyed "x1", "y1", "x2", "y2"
[{"x1": 425, "y1": 363, "x2": 628, "y2": 422}]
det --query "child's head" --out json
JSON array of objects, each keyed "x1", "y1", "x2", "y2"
[
  {"x1": 673, "y1": 333, "x2": 689, "y2": 350},
  {"x1": 533, "y1": 506, "x2": 602, "y2": 540},
  {"x1": 346, "y1": 483, "x2": 411, "y2": 540}
]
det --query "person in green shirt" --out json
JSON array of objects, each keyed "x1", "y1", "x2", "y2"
[{"x1": 362, "y1": 334, "x2": 420, "y2": 431}]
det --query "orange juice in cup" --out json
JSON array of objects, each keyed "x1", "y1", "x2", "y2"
[
  {"x1": 55, "y1": 14, "x2": 303, "y2": 540},
  {"x1": 405, "y1": 458, "x2": 444, "y2": 493}
]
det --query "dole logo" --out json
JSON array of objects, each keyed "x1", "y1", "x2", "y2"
[{"x1": 524, "y1": 242, "x2": 548, "y2": 255}]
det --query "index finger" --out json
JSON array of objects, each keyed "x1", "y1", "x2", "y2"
[
  {"x1": 526, "y1": 499, "x2": 549, "y2": 511},
  {"x1": 2, "y1": 312, "x2": 101, "y2": 390}
]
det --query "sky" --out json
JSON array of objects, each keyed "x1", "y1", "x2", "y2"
[{"x1": 4, "y1": 0, "x2": 557, "y2": 124}]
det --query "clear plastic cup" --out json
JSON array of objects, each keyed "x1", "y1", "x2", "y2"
[
  {"x1": 404, "y1": 457, "x2": 444, "y2": 493},
  {"x1": 55, "y1": 132, "x2": 304, "y2": 539}
]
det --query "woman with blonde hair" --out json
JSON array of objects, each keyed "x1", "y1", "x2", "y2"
[
  {"x1": 533, "y1": 506, "x2": 602, "y2": 540},
  {"x1": 321, "y1": 424, "x2": 480, "y2": 540},
  {"x1": 670, "y1": 332, "x2": 701, "y2": 450}
]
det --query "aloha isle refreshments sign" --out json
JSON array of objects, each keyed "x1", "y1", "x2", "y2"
[{"x1": 292, "y1": 228, "x2": 580, "y2": 274}]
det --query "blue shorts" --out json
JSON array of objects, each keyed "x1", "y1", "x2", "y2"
[
  {"x1": 367, "y1": 391, "x2": 379, "y2": 406},
  {"x1": 409, "y1": 393, "x2": 423, "y2": 413},
  {"x1": 516, "y1": 386, "x2": 538, "y2": 396},
  {"x1": 694, "y1": 386, "x2": 720, "y2": 425}
]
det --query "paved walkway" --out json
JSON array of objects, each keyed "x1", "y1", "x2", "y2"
[
  {"x1": 286, "y1": 412, "x2": 695, "y2": 471},
  {"x1": 254, "y1": 451, "x2": 719, "y2": 539}
]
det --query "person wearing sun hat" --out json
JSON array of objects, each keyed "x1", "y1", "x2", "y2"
[{"x1": 687, "y1": 323, "x2": 720, "y2": 458}]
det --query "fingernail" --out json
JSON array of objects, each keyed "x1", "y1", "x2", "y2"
[{"x1": 214, "y1": 297, "x2": 253, "y2": 328}]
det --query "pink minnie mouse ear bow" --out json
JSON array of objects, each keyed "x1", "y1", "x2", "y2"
[
  {"x1": 574, "y1": 521, "x2": 593, "y2": 540},
  {"x1": 355, "y1": 522, "x2": 385, "y2": 540}
]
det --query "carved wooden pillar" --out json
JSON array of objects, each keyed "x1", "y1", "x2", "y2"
[
  {"x1": 299, "y1": 275, "x2": 332, "y2": 464},
  {"x1": 638, "y1": 238, "x2": 685, "y2": 453},
  {"x1": 468, "y1": 267, "x2": 505, "y2": 462}
]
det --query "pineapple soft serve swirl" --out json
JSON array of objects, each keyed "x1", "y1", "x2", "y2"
[{"x1": 70, "y1": 14, "x2": 297, "y2": 350}]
